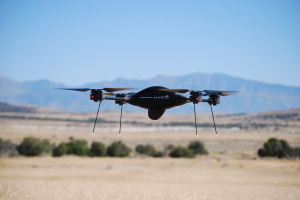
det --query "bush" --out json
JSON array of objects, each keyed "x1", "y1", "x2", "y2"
[
  {"x1": 0, "y1": 139, "x2": 18, "y2": 157},
  {"x1": 107, "y1": 141, "x2": 131, "y2": 157},
  {"x1": 52, "y1": 142, "x2": 69, "y2": 157},
  {"x1": 169, "y1": 146, "x2": 195, "y2": 158},
  {"x1": 66, "y1": 139, "x2": 89, "y2": 156},
  {"x1": 17, "y1": 137, "x2": 51, "y2": 157},
  {"x1": 188, "y1": 141, "x2": 208, "y2": 155},
  {"x1": 90, "y1": 141, "x2": 106, "y2": 157},
  {"x1": 135, "y1": 144, "x2": 162, "y2": 157},
  {"x1": 258, "y1": 138, "x2": 293, "y2": 158}
]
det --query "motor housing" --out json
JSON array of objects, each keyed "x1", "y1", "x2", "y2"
[
  {"x1": 190, "y1": 91, "x2": 202, "y2": 104},
  {"x1": 115, "y1": 93, "x2": 126, "y2": 105},
  {"x1": 90, "y1": 90, "x2": 103, "y2": 102},
  {"x1": 208, "y1": 94, "x2": 220, "y2": 105}
]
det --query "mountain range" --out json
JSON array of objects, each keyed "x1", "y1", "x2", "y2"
[{"x1": 1, "y1": 73, "x2": 299, "y2": 114}]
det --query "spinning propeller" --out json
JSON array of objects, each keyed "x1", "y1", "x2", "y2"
[
  {"x1": 159, "y1": 88, "x2": 239, "y2": 136},
  {"x1": 159, "y1": 88, "x2": 238, "y2": 96},
  {"x1": 56, "y1": 87, "x2": 133, "y2": 134},
  {"x1": 191, "y1": 90, "x2": 238, "y2": 136},
  {"x1": 56, "y1": 87, "x2": 134, "y2": 92}
]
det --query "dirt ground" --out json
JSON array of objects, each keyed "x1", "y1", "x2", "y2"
[{"x1": 0, "y1": 110, "x2": 300, "y2": 199}]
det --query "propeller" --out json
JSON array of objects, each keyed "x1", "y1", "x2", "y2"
[
  {"x1": 170, "y1": 89, "x2": 237, "y2": 136},
  {"x1": 203, "y1": 90, "x2": 239, "y2": 96},
  {"x1": 56, "y1": 87, "x2": 135, "y2": 92},
  {"x1": 103, "y1": 93, "x2": 116, "y2": 96},
  {"x1": 158, "y1": 88, "x2": 190, "y2": 93},
  {"x1": 158, "y1": 88, "x2": 239, "y2": 96},
  {"x1": 57, "y1": 87, "x2": 133, "y2": 134}
]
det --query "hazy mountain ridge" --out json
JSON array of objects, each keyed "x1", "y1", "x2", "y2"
[{"x1": 0, "y1": 73, "x2": 299, "y2": 113}]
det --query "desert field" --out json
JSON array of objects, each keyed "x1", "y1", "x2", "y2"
[
  {"x1": 1, "y1": 157, "x2": 299, "y2": 200},
  {"x1": 0, "y1": 108, "x2": 300, "y2": 199}
]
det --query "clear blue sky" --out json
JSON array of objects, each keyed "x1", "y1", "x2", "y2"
[{"x1": 1, "y1": 0, "x2": 299, "y2": 87}]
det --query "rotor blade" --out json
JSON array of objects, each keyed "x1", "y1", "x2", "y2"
[
  {"x1": 56, "y1": 87, "x2": 135, "y2": 92},
  {"x1": 158, "y1": 89, "x2": 189, "y2": 93},
  {"x1": 56, "y1": 88, "x2": 91, "y2": 92},
  {"x1": 203, "y1": 90, "x2": 239, "y2": 96},
  {"x1": 102, "y1": 88, "x2": 135, "y2": 92},
  {"x1": 102, "y1": 93, "x2": 115, "y2": 96}
]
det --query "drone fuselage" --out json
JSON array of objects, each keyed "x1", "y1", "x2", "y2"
[
  {"x1": 124, "y1": 86, "x2": 188, "y2": 120},
  {"x1": 126, "y1": 86, "x2": 187, "y2": 109}
]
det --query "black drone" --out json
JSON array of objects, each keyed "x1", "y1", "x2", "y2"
[{"x1": 57, "y1": 86, "x2": 238, "y2": 136}]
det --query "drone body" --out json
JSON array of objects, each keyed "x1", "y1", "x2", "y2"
[
  {"x1": 57, "y1": 86, "x2": 238, "y2": 135},
  {"x1": 121, "y1": 86, "x2": 187, "y2": 120}
]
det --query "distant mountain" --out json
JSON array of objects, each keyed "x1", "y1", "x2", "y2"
[
  {"x1": 0, "y1": 102, "x2": 36, "y2": 113},
  {"x1": 0, "y1": 73, "x2": 299, "y2": 114}
]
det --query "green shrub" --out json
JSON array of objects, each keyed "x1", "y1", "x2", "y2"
[
  {"x1": 52, "y1": 142, "x2": 69, "y2": 157},
  {"x1": 135, "y1": 144, "x2": 162, "y2": 157},
  {"x1": 107, "y1": 141, "x2": 131, "y2": 157},
  {"x1": 90, "y1": 141, "x2": 106, "y2": 157},
  {"x1": 169, "y1": 146, "x2": 195, "y2": 158},
  {"x1": 258, "y1": 138, "x2": 293, "y2": 158},
  {"x1": 0, "y1": 139, "x2": 18, "y2": 157},
  {"x1": 66, "y1": 139, "x2": 89, "y2": 156},
  {"x1": 188, "y1": 141, "x2": 208, "y2": 155},
  {"x1": 17, "y1": 137, "x2": 51, "y2": 157}
]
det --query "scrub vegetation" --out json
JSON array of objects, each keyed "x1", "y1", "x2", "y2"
[
  {"x1": 4, "y1": 136, "x2": 300, "y2": 159},
  {"x1": 1, "y1": 137, "x2": 211, "y2": 158}
]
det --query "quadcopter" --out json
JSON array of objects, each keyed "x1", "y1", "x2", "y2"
[{"x1": 57, "y1": 86, "x2": 238, "y2": 136}]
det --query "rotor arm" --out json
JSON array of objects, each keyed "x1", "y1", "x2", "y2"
[
  {"x1": 103, "y1": 96, "x2": 126, "y2": 101},
  {"x1": 201, "y1": 99, "x2": 209, "y2": 103},
  {"x1": 202, "y1": 99, "x2": 215, "y2": 104}
]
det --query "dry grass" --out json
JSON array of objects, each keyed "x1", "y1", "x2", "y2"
[
  {"x1": 0, "y1": 156, "x2": 299, "y2": 200},
  {"x1": 0, "y1": 110, "x2": 300, "y2": 199}
]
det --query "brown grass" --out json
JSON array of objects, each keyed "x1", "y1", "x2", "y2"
[
  {"x1": 0, "y1": 110, "x2": 300, "y2": 199},
  {"x1": 0, "y1": 156, "x2": 299, "y2": 200}
]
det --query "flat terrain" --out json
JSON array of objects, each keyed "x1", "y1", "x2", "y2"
[
  {"x1": 0, "y1": 108, "x2": 300, "y2": 199},
  {"x1": 1, "y1": 157, "x2": 299, "y2": 200}
]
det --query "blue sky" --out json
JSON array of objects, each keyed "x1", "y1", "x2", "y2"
[{"x1": 1, "y1": 0, "x2": 299, "y2": 87}]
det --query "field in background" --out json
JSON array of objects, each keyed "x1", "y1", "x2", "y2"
[{"x1": 0, "y1": 107, "x2": 300, "y2": 199}]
